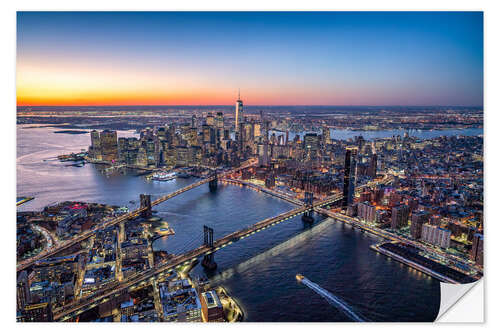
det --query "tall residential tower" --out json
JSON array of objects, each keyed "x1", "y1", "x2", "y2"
[{"x1": 342, "y1": 147, "x2": 358, "y2": 209}]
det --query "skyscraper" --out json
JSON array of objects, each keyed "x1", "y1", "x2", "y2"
[
  {"x1": 100, "y1": 130, "x2": 118, "y2": 162},
  {"x1": 391, "y1": 204, "x2": 410, "y2": 229},
  {"x1": 235, "y1": 89, "x2": 243, "y2": 131},
  {"x1": 322, "y1": 125, "x2": 331, "y2": 146},
  {"x1": 304, "y1": 133, "x2": 320, "y2": 161},
  {"x1": 369, "y1": 141, "x2": 378, "y2": 178},
  {"x1": 17, "y1": 270, "x2": 30, "y2": 313},
  {"x1": 89, "y1": 130, "x2": 102, "y2": 160},
  {"x1": 342, "y1": 147, "x2": 358, "y2": 209},
  {"x1": 410, "y1": 210, "x2": 430, "y2": 239},
  {"x1": 215, "y1": 112, "x2": 224, "y2": 129},
  {"x1": 470, "y1": 233, "x2": 484, "y2": 266},
  {"x1": 421, "y1": 224, "x2": 451, "y2": 248},
  {"x1": 259, "y1": 118, "x2": 270, "y2": 167},
  {"x1": 206, "y1": 112, "x2": 215, "y2": 126}
]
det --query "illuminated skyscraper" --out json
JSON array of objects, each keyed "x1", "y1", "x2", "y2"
[
  {"x1": 235, "y1": 89, "x2": 243, "y2": 130},
  {"x1": 304, "y1": 133, "x2": 320, "y2": 161},
  {"x1": 100, "y1": 130, "x2": 118, "y2": 162},
  {"x1": 215, "y1": 112, "x2": 224, "y2": 129},
  {"x1": 206, "y1": 112, "x2": 215, "y2": 126},
  {"x1": 369, "y1": 141, "x2": 378, "y2": 178},
  {"x1": 322, "y1": 125, "x2": 332, "y2": 146}
]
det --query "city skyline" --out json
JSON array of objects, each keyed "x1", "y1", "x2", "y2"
[
  {"x1": 17, "y1": 12, "x2": 483, "y2": 107},
  {"x1": 15, "y1": 10, "x2": 484, "y2": 323}
]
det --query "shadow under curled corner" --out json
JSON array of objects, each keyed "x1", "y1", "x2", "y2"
[{"x1": 436, "y1": 279, "x2": 484, "y2": 322}]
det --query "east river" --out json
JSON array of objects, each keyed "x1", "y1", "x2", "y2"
[{"x1": 16, "y1": 125, "x2": 485, "y2": 322}]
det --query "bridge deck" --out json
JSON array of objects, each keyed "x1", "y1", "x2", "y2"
[
  {"x1": 17, "y1": 160, "x2": 257, "y2": 272},
  {"x1": 53, "y1": 194, "x2": 342, "y2": 321},
  {"x1": 50, "y1": 169, "x2": 390, "y2": 320}
]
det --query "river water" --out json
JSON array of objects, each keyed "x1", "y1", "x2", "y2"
[
  {"x1": 16, "y1": 124, "x2": 469, "y2": 322},
  {"x1": 271, "y1": 128, "x2": 483, "y2": 142}
]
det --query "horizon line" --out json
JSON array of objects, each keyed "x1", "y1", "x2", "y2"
[{"x1": 17, "y1": 104, "x2": 484, "y2": 108}]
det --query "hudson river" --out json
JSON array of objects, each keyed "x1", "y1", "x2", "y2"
[{"x1": 17, "y1": 125, "x2": 482, "y2": 321}]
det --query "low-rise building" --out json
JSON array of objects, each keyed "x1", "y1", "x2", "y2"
[{"x1": 200, "y1": 290, "x2": 225, "y2": 322}]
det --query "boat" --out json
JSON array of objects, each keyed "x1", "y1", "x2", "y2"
[
  {"x1": 57, "y1": 152, "x2": 86, "y2": 162},
  {"x1": 151, "y1": 172, "x2": 177, "y2": 181},
  {"x1": 296, "y1": 274, "x2": 304, "y2": 282}
]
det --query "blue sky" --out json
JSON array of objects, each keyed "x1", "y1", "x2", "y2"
[{"x1": 17, "y1": 12, "x2": 483, "y2": 106}]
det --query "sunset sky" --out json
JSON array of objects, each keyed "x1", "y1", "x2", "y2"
[{"x1": 16, "y1": 12, "x2": 483, "y2": 106}]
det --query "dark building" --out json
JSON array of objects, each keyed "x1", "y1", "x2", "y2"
[
  {"x1": 118, "y1": 137, "x2": 128, "y2": 163},
  {"x1": 342, "y1": 147, "x2": 358, "y2": 209},
  {"x1": 17, "y1": 270, "x2": 30, "y2": 313},
  {"x1": 22, "y1": 302, "x2": 53, "y2": 322},
  {"x1": 369, "y1": 141, "x2": 377, "y2": 178},
  {"x1": 410, "y1": 210, "x2": 430, "y2": 239},
  {"x1": 391, "y1": 204, "x2": 410, "y2": 230},
  {"x1": 369, "y1": 152, "x2": 377, "y2": 178},
  {"x1": 88, "y1": 130, "x2": 102, "y2": 160},
  {"x1": 470, "y1": 233, "x2": 484, "y2": 266},
  {"x1": 265, "y1": 173, "x2": 276, "y2": 188}
]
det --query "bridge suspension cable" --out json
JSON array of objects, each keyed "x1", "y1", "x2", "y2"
[{"x1": 173, "y1": 234, "x2": 205, "y2": 255}]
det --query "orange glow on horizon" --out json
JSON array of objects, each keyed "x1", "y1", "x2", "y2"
[
  {"x1": 16, "y1": 89, "x2": 351, "y2": 107},
  {"x1": 16, "y1": 57, "x2": 356, "y2": 107},
  {"x1": 16, "y1": 92, "x2": 236, "y2": 107}
]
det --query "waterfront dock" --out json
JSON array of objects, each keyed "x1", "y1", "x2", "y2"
[{"x1": 370, "y1": 242, "x2": 477, "y2": 284}]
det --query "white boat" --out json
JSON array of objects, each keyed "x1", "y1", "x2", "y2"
[{"x1": 151, "y1": 172, "x2": 177, "y2": 181}]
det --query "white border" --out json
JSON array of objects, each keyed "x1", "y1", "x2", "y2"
[{"x1": 3, "y1": 1, "x2": 496, "y2": 332}]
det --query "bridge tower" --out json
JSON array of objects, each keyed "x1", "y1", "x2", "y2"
[
  {"x1": 302, "y1": 191, "x2": 314, "y2": 224},
  {"x1": 201, "y1": 225, "x2": 217, "y2": 270},
  {"x1": 140, "y1": 194, "x2": 152, "y2": 218},
  {"x1": 209, "y1": 170, "x2": 218, "y2": 192}
]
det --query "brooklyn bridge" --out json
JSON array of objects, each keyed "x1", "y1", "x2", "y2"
[{"x1": 17, "y1": 157, "x2": 391, "y2": 321}]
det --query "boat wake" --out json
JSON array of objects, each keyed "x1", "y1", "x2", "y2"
[{"x1": 298, "y1": 276, "x2": 366, "y2": 322}]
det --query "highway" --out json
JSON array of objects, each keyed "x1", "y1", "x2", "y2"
[
  {"x1": 222, "y1": 173, "x2": 393, "y2": 208},
  {"x1": 314, "y1": 208, "x2": 480, "y2": 277},
  {"x1": 31, "y1": 224, "x2": 55, "y2": 249},
  {"x1": 221, "y1": 178, "x2": 304, "y2": 205}
]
